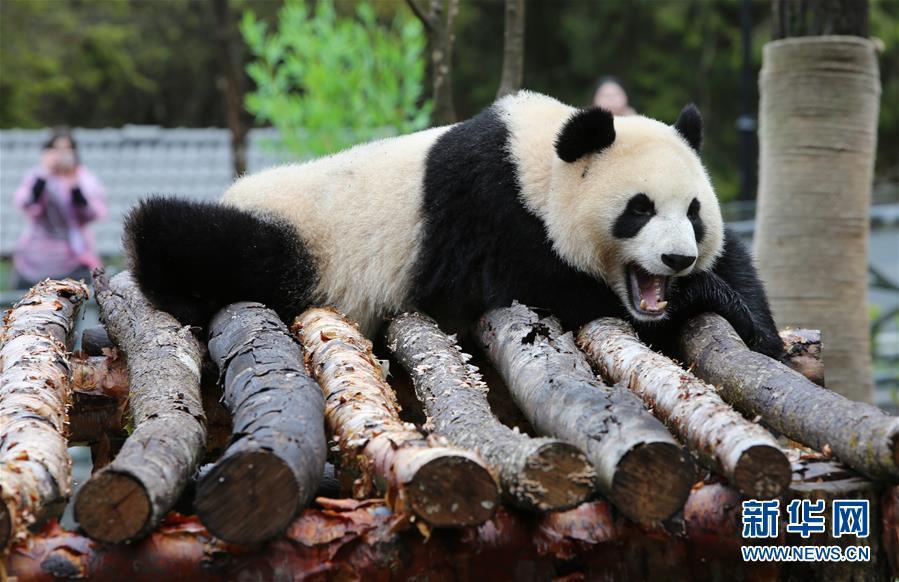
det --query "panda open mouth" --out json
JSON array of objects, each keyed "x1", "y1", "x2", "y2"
[{"x1": 626, "y1": 264, "x2": 669, "y2": 317}]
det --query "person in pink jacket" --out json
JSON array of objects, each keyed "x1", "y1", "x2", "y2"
[{"x1": 12, "y1": 128, "x2": 107, "y2": 289}]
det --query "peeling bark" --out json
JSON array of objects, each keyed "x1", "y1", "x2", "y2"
[
  {"x1": 578, "y1": 318, "x2": 791, "y2": 499},
  {"x1": 68, "y1": 353, "x2": 129, "y2": 443},
  {"x1": 74, "y1": 271, "x2": 207, "y2": 543},
  {"x1": 0, "y1": 279, "x2": 88, "y2": 549},
  {"x1": 680, "y1": 313, "x2": 899, "y2": 481},
  {"x1": 476, "y1": 303, "x2": 694, "y2": 523},
  {"x1": 196, "y1": 302, "x2": 327, "y2": 545},
  {"x1": 292, "y1": 308, "x2": 498, "y2": 527},
  {"x1": 386, "y1": 312, "x2": 594, "y2": 511},
  {"x1": 780, "y1": 328, "x2": 824, "y2": 387},
  {"x1": 10, "y1": 462, "x2": 890, "y2": 580}
]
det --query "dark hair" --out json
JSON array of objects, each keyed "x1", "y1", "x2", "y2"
[{"x1": 43, "y1": 126, "x2": 79, "y2": 164}]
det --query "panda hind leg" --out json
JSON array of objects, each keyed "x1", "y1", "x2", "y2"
[{"x1": 123, "y1": 196, "x2": 318, "y2": 328}]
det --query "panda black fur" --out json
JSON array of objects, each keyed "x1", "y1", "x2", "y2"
[{"x1": 125, "y1": 91, "x2": 784, "y2": 359}]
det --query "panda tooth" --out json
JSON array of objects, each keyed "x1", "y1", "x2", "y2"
[
  {"x1": 657, "y1": 300, "x2": 669, "y2": 310},
  {"x1": 640, "y1": 299, "x2": 648, "y2": 310}
]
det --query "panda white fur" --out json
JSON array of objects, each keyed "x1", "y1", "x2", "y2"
[{"x1": 125, "y1": 91, "x2": 783, "y2": 358}]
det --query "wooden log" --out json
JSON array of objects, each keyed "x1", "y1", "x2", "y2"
[
  {"x1": 476, "y1": 303, "x2": 694, "y2": 523},
  {"x1": 80, "y1": 325, "x2": 114, "y2": 357},
  {"x1": 680, "y1": 313, "x2": 899, "y2": 482},
  {"x1": 386, "y1": 312, "x2": 594, "y2": 511},
  {"x1": 68, "y1": 353, "x2": 129, "y2": 443},
  {"x1": 74, "y1": 270, "x2": 207, "y2": 543},
  {"x1": 195, "y1": 302, "x2": 327, "y2": 545},
  {"x1": 780, "y1": 328, "x2": 825, "y2": 387},
  {"x1": 0, "y1": 279, "x2": 88, "y2": 549},
  {"x1": 578, "y1": 317, "x2": 791, "y2": 498},
  {"x1": 292, "y1": 307, "x2": 498, "y2": 527}
]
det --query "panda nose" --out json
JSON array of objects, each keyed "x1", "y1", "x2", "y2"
[{"x1": 661, "y1": 253, "x2": 696, "y2": 273}]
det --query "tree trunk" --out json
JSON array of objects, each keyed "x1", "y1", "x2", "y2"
[
  {"x1": 210, "y1": 0, "x2": 249, "y2": 177},
  {"x1": 74, "y1": 271, "x2": 207, "y2": 544},
  {"x1": 578, "y1": 317, "x2": 791, "y2": 499},
  {"x1": 292, "y1": 308, "x2": 498, "y2": 528},
  {"x1": 407, "y1": 0, "x2": 458, "y2": 124},
  {"x1": 754, "y1": 8, "x2": 880, "y2": 402},
  {"x1": 680, "y1": 313, "x2": 899, "y2": 481},
  {"x1": 0, "y1": 279, "x2": 88, "y2": 549},
  {"x1": 196, "y1": 302, "x2": 327, "y2": 545},
  {"x1": 386, "y1": 312, "x2": 593, "y2": 512},
  {"x1": 476, "y1": 303, "x2": 695, "y2": 524},
  {"x1": 495, "y1": 0, "x2": 526, "y2": 99}
]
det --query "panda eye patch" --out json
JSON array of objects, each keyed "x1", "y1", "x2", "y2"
[
  {"x1": 688, "y1": 198, "x2": 700, "y2": 218},
  {"x1": 628, "y1": 194, "x2": 655, "y2": 217}
]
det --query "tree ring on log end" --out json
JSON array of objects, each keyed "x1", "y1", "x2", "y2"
[
  {"x1": 74, "y1": 472, "x2": 151, "y2": 543},
  {"x1": 732, "y1": 444, "x2": 791, "y2": 499},
  {"x1": 195, "y1": 450, "x2": 301, "y2": 545},
  {"x1": 520, "y1": 442, "x2": 595, "y2": 511},
  {"x1": 612, "y1": 442, "x2": 693, "y2": 523},
  {"x1": 407, "y1": 455, "x2": 498, "y2": 527}
]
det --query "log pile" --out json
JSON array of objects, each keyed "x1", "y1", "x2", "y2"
[{"x1": 3, "y1": 276, "x2": 899, "y2": 581}]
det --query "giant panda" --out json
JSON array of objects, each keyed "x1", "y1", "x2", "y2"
[{"x1": 124, "y1": 91, "x2": 783, "y2": 359}]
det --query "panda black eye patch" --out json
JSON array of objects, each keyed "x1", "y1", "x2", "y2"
[
  {"x1": 688, "y1": 197, "x2": 705, "y2": 244},
  {"x1": 613, "y1": 193, "x2": 655, "y2": 239}
]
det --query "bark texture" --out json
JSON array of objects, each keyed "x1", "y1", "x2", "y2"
[
  {"x1": 386, "y1": 312, "x2": 594, "y2": 511},
  {"x1": 780, "y1": 328, "x2": 825, "y2": 386},
  {"x1": 11, "y1": 466, "x2": 890, "y2": 581},
  {"x1": 0, "y1": 279, "x2": 88, "y2": 549},
  {"x1": 476, "y1": 303, "x2": 694, "y2": 523},
  {"x1": 68, "y1": 353, "x2": 129, "y2": 444},
  {"x1": 754, "y1": 35, "x2": 880, "y2": 402},
  {"x1": 74, "y1": 271, "x2": 207, "y2": 543},
  {"x1": 407, "y1": 0, "x2": 459, "y2": 124},
  {"x1": 292, "y1": 308, "x2": 498, "y2": 527},
  {"x1": 495, "y1": 0, "x2": 526, "y2": 99},
  {"x1": 772, "y1": 0, "x2": 869, "y2": 39},
  {"x1": 681, "y1": 313, "x2": 899, "y2": 481},
  {"x1": 196, "y1": 302, "x2": 326, "y2": 545},
  {"x1": 578, "y1": 317, "x2": 791, "y2": 499}
]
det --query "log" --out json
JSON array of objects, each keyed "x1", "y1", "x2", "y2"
[
  {"x1": 780, "y1": 328, "x2": 825, "y2": 387},
  {"x1": 74, "y1": 270, "x2": 207, "y2": 543},
  {"x1": 68, "y1": 353, "x2": 129, "y2": 443},
  {"x1": 680, "y1": 313, "x2": 899, "y2": 482},
  {"x1": 578, "y1": 318, "x2": 791, "y2": 498},
  {"x1": 0, "y1": 279, "x2": 88, "y2": 549},
  {"x1": 80, "y1": 325, "x2": 114, "y2": 357},
  {"x1": 476, "y1": 303, "x2": 694, "y2": 523},
  {"x1": 292, "y1": 307, "x2": 499, "y2": 527},
  {"x1": 386, "y1": 312, "x2": 594, "y2": 511},
  {"x1": 196, "y1": 302, "x2": 327, "y2": 545}
]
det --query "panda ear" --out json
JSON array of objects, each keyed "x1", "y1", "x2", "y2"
[
  {"x1": 555, "y1": 107, "x2": 616, "y2": 163},
  {"x1": 674, "y1": 104, "x2": 702, "y2": 152}
]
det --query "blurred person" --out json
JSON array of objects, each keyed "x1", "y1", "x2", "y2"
[
  {"x1": 12, "y1": 128, "x2": 107, "y2": 289},
  {"x1": 593, "y1": 76, "x2": 637, "y2": 116}
]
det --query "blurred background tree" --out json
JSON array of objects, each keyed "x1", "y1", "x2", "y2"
[{"x1": 1, "y1": 0, "x2": 896, "y2": 202}]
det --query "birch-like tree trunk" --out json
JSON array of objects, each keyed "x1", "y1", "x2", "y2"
[{"x1": 754, "y1": 2, "x2": 879, "y2": 402}]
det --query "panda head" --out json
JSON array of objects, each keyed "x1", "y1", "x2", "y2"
[{"x1": 546, "y1": 104, "x2": 724, "y2": 323}]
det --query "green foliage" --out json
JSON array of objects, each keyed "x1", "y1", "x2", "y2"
[{"x1": 240, "y1": 0, "x2": 430, "y2": 157}]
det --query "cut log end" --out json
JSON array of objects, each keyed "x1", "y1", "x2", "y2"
[
  {"x1": 519, "y1": 442, "x2": 595, "y2": 511},
  {"x1": 612, "y1": 442, "x2": 694, "y2": 523},
  {"x1": 406, "y1": 455, "x2": 498, "y2": 527},
  {"x1": 195, "y1": 450, "x2": 301, "y2": 545},
  {"x1": 74, "y1": 472, "x2": 151, "y2": 543},
  {"x1": 732, "y1": 444, "x2": 792, "y2": 499}
]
